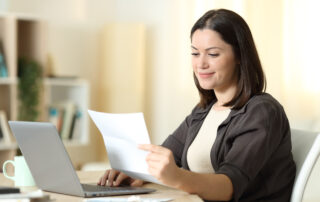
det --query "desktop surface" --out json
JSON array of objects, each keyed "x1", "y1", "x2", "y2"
[{"x1": 0, "y1": 170, "x2": 202, "y2": 202}]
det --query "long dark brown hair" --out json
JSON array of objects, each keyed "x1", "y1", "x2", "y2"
[{"x1": 191, "y1": 9, "x2": 266, "y2": 109}]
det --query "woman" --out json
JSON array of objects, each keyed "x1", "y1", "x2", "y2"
[{"x1": 98, "y1": 9, "x2": 296, "y2": 201}]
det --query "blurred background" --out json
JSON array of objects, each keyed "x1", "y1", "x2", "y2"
[{"x1": 0, "y1": 0, "x2": 319, "y2": 200}]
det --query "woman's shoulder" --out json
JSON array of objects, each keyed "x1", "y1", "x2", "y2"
[
  {"x1": 231, "y1": 93, "x2": 290, "y2": 135},
  {"x1": 247, "y1": 93, "x2": 283, "y2": 108},
  {"x1": 243, "y1": 93, "x2": 286, "y2": 117}
]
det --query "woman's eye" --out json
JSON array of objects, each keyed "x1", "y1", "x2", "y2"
[
  {"x1": 209, "y1": 53, "x2": 219, "y2": 57},
  {"x1": 191, "y1": 53, "x2": 199, "y2": 56}
]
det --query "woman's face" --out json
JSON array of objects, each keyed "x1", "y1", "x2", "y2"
[{"x1": 191, "y1": 29, "x2": 238, "y2": 91}]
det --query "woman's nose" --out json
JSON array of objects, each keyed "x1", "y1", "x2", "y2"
[{"x1": 197, "y1": 56, "x2": 209, "y2": 69}]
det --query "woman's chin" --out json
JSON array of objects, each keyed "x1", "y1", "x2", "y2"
[
  {"x1": 200, "y1": 86, "x2": 214, "y2": 90},
  {"x1": 199, "y1": 83, "x2": 214, "y2": 90}
]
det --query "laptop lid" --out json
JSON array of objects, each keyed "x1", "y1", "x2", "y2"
[
  {"x1": 9, "y1": 121, "x2": 155, "y2": 197},
  {"x1": 9, "y1": 121, "x2": 85, "y2": 197}
]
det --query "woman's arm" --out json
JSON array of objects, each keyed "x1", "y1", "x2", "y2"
[
  {"x1": 139, "y1": 144, "x2": 233, "y2": 201},
  {"x1": 177, "y1": 169, "x2": 233, "y2": 201}
]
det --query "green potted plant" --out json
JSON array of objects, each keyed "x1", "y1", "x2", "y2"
[
  {"x1": 16, "y1": 58, "x2": 42, "y2": 155},
  {"x1": 18, "y1": 58, "x2": 43, "y2": 121}
]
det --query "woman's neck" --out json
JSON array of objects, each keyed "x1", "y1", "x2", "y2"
[{"x1": 213, "y1": 84, "x2": 237, "y2": 111}]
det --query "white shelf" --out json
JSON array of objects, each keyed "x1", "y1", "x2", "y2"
[
  {"x1": 0, "y1": 78, "x2": 17, "y2": 85},
  {"x1": 44, "y1": 79, "x2": 89, "y2": 144},
  {"x1": 44, "y1": 78, "x2": 87, "y2": 86},
  {"x1": 0, "y1": 12, "x2": 43, "y2": 21},
  {"x1": 0, "y1": 142, "x2": 18, "y2": 150},
  {"x1": 0, "y1": 14, "x2": 90, "y2": 158},
  {"x1": 0, "y1": 77, "x2": 87, "y2": 86}
]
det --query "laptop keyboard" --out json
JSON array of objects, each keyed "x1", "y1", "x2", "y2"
[
  {"x1": 81, "y1": 183, "x2": 156, "y2": 197},
  {"x1": 82, "y1": 184, "x2": 143, "y2": 193}
]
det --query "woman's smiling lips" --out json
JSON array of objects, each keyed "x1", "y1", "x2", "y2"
[{"x1": 198, "y1": 72, "x2": 215, "y2": 78}]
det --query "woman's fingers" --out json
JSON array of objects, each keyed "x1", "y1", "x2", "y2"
[
  {"x1": 98, "y1": 169, "x2": 122, "y2": 186},
  {"x1": 99, "y1": 145, "x2": 176, "y2": 187},
  {"x1": 146, "y1": 152, "x2": 164, "y2": 162},
  {"x1": 130, "y1": 179, "x2": 144, "y2": 187},
  {"x1": 98, "y1": 170, "x2": 110, "y2": 186},
  {"x1": 107, "y1": 170, "x2": 120, "y2": 186},
  {"x1": 114, "y1": 172, "x2": 129, "y2": 186},
  {"x1": 139, "y1": 144, "x2": 167, "y2": 153},
  {"x1": 98, "y1": 170, "x2": 139, "y2": 187},
  {"x1": 139, "y1": 144, "x2": 180, "y2": 187},
  {"x1": 140, "y1": 144, "x2": 173, "y2": 162}
]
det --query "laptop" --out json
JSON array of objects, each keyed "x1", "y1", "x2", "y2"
[{"x1": 8, "y1": 121, "x2": 155, "y2": 197}]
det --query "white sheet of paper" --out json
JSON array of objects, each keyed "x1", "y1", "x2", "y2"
[{"x1": 88, "y1": 110, "x2": 161, "y2": 185}]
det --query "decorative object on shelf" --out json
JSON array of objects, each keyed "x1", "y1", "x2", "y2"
[
  {"x1": 0, "y1": 110, "x2": 12, "y2": 144},
  {"x1": 17, "y1": 58, "x2": 43, "y2": 121},
  {"x1": 0, "y1": 41, "x2": 8, "y2": 78}
]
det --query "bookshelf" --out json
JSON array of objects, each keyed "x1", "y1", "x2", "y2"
[
  {"x1": 0, "y1": 13, "x2": 90, "y2": 168},
  {"x1": 44, "y1": 78, "x2": 89, "y2": 146}
]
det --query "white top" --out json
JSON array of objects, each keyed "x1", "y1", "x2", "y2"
[{"x1": 187, "y1": 106, "x2": 231, "y2": 173}]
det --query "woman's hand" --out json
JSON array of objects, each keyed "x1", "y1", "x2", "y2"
[
  {"x1": 97, "y1": 169, "x2": 144, "y2": 187},
  {"x1": 139, "y1": 144, "x2": 181, "y2": 188}
]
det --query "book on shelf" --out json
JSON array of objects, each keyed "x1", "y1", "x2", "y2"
[
  {"x1": 0, "y1": 110, "x2": 12, "y2": 144},
  {"x1": 0, "y1": 41, "x2": 8, "y2": 78},
  {"x1": 48, "y1": 102, "x2": 81, "y2": 141},
  {"x1": 60, "y1": 101, "x2": 76, "y2": 140},
  {"x1": 0, "y1": 117, "x2": 3, "y2": 140},
  {"x1": 69, "y1": 110, "x2": 79, "y2": 140}
]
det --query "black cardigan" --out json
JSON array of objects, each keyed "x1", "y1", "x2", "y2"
[{"x1": 162, "y1": 93, "x2": 296, "y2": 202}]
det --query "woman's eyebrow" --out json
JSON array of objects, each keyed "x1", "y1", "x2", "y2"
[
  {"x1": 206, "y1": 47, "x2": 222, "y2": 51},
  {"x1": 191, "y1": 45, "x2": 222, "y2": 50},
  {"x1": 191, "y1": 45, "x2": 198, "y2": 50}
]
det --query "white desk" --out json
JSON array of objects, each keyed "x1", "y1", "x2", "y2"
[{"x1": 0, "y1": 170, "x2": 203, "y2": 202}]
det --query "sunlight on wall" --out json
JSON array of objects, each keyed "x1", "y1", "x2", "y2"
[
  {"x1": 284, "y1": 0, "x2": 320, "y2": 94},
  {"x1": 73, "y1": 0, "x2": 87, "y2": 21},
  {"x1": 100, "y1": 23, "x2": 146, "y2": 113},
  {"x1": 282, "y1": 3, "x2": 320, "y2": 199},
  {"x1": 283, "y1": 0, "x2": 320, "y2": 131}
]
